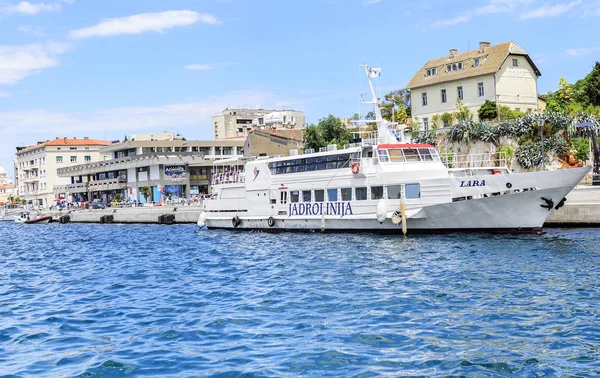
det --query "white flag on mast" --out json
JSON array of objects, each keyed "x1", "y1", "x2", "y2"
[{"x1": 369, "y1": 67, "x2": 381, "y2": 78}]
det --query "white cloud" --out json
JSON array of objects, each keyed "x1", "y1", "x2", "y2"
[
  {"x1": 520, "y1": 0, "x2": 582, "y2": 19},
  {"x1": 18, "y1": 25, "x2": 46, "y2": 37},
  {"x1": 0, "y1": 42, "x2": 70, "y2": 85},
  {"x1": 68, "y1": 10, "x2": 221, "y2": 40},
  {"x1": 0, "y1": 92, "x2": 9, "y2": 98},
  {"x1": 433, "y1": 15, "x2": 471, "y2": 27},
  {"x1": 185, "y1": 62, "x2": 234, "y2": 70},
  {"x1": 0, "y1": 1, "x2": 61, "y2": 15},
  {"x1": 565, "y1": 47, "x2": 600, "y2": 57}
]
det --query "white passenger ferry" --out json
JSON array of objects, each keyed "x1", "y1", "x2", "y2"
[{"x1": 198, "y1": 65, "x2": 589, "y2": 234}]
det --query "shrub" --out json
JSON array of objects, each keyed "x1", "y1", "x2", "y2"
[
  {"x1": 478, "y1": 100, "x2": 498, "y2": 121},
  {"x1": 571, "y1": 137, "x2": 590, "y2": 161}
]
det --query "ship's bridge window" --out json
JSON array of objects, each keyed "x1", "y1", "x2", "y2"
[
  {"x1": 371, "y1": 186, "x2": 384, "y2": 200},
  {"x1": 268, "y1": 153, "x2": 352, "y2": 175},
  {"x1": 418, "y1": 148, "x2": 433, "y2": 161},
  {"x1": 378, "y1": 149, "x2": 390, "y2": 162},
  {"x1": 387, "y1": 185, "x2": 402, "y2": 199},
  {"x1": 387, "y1": 149, "x2": 405, "y2": 162},
  {"x1": 429, "y1": 148, "x2": 441, "y2": 162},
  {"x1": 403, "y1": 148, "x2": 421, "y2": 162},
  {"x1": 406, "y1": 183, "x2": 421, "y2": 199}
]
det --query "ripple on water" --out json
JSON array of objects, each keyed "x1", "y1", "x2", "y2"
[{"x1": 0, "y1": 223, "x2": 599, "y2": 376}]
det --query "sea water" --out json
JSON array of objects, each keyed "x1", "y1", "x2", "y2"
[{"x1": 0, "y1": 223, "x2": 599, "y2": 377}]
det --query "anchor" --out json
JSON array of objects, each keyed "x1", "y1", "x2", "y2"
[
  {"x1": 540, "y1": 197, "x2": 554, "y2": 211},
  {"x1": 554, "y1": 197, "x2": 567, "y2": 211}
]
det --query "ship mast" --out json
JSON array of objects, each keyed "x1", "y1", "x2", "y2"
[{"x1": 360, "y1": 62, "x2": 404, "y2": 144}]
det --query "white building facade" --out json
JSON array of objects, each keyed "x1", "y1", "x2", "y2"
[
  {"x1": 407, "y1": 41, "x2": 541, "y2": 130},
  {"x1": 212, "y1": 108, "x2": 305, "y2": 140},
  {"x1": 15, "y1": 137, "x2": 111, "y2": 208}
]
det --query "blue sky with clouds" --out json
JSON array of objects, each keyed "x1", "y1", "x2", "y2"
[{"x1": 1, "y1": 0, "x2": 599, "y2": 175}]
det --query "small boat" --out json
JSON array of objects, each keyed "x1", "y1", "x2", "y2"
[
  {"x1": 0, "y1": 206, "x2": 21, "y2": 222},
  {"x1": 15, "y1": 212, "x2": 53, "y2": 224}
]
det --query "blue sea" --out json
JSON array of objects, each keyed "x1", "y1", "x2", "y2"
[{"x1": 1, "y1": 223, "x2": 599, "y2": 377}]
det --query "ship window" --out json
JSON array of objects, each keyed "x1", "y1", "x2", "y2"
[
  {"x1": 418, "y1": 148, "x2": 433, "y2": 161},
  {"x1": 387, "y1": 185, "x2": 402, "y2": 199},
  {"x1": 280, "y1": 191, "x2": 288, "y2": 204},
  {"x1": 302, "y1": 190, "x2": 312, "y2": 202},
  {"x1": 291, "y1": 191, "x2": 299, "y2": 203},
  {"x1": 327, "y1": 189, "x2": 338, "y2": 202},
  {"x1": 429, "y1": 148, "x2": 441, "y2": 162},
  {"x1": 406, "y1": 183, "x2": 421, "y2": 199},
  {"x1": 314, "y1": 190, "x2": 325, "y2": 202},
  {"x1": 388, "y1": 149, "x2": 405, "y2": 162},
  {"x1": 355, "y1": 187, "x2": 367, "y2": 201},
  {"x1": 317, "y1": 162, "x2": 327, "y2": 170},
  {"x1": 297, "y1": 165, "x2": 306, "y2": 173},
  {"x1": 341, "y1": 188, "x2": 352, "y2": 201},
  {"x1": 327, "y1": 155, "x2": 337, "y2": 162},
  {"x1": 378, "y1": 149, "x2": 390, "y2": 162},
  {"x1": 371, "y1": 186, "x2": 384, "y2": 200},
  {"x1": 326, "y1": 162, "x2": 336, "y2": 169},
  {"x1": 403, "y1": 148, "x2": 421, "y2": 162},
  {"x1": 316, "y1": 156, "x2": 326, "y2": 163},
  {"x1": 306, "y1": 163, "x2": 316, "y2": 171}
]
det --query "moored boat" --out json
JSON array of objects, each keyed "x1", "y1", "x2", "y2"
[
  {"x1": 197, "y1": 63, "x2": 590, "y2": 234},
  {"x1": 15, "y1": 212, "x2": 53, "y2": 224}
]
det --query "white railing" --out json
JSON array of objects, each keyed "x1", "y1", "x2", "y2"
[
  {"x1": 440, "y1": 152, "x2": 508, "y2": 169},
  {"x1": 211, "y1": 171, "x2": 245, "y2": 185}
]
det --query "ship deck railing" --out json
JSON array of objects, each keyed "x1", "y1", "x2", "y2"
[{"x1": 440, "y1": 152, "x2": 508, "y2": 169}]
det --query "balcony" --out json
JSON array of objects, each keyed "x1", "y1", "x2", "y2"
[
  {"x1": 22, "y1": 176, "x2": 40, "y2": 183},
  {"x1": 88, "y1": 179, "x2": 127, "y2": 192},
  {"x1": 54, "y1": 182, "x2": 89, "y2": 194}
]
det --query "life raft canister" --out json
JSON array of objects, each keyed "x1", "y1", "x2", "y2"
[{"x1": 351, "y1": 162, "x2": 360, "y2": 174}]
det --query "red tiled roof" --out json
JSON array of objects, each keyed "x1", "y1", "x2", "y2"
[{"x1": 19, "y1": 137, "x2": 111, "y2": 153}]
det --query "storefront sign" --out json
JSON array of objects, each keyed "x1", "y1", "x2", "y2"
[{"x1": 164, "y1": 165, "x2": 187, "y2": 180}]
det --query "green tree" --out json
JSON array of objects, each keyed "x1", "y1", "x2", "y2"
[
  {"x1": 431, "y1": 114, "x2": 442, "y2": 133},
  {"x1": 454, "y1": 98, "x2": 472, "y2": 122},
  {"x1": 381, "y1": 90, "x2": 410, "y2": 122},
  {"x1": 441, "y1": 112, "x2": 454, "y2": 128},
  {"x1": 302, "y1": 123, "x2": 323, "y2": 151},
  {"x1": 584, "y1": 62, "x2": 600, "y2": 106},
  {"x1": 139, "y1": 186, "x2": 151, "y2": 202},
  {"x1": 478, "y1": 100, "x2": 498, "y2": 121},
  {"x1": 319, "y1": 114, "x2": 351, "y2": 148}
]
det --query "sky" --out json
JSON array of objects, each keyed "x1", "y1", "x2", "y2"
[{"x1": 1, "y1": 0, "x2": 600, "y2": 177}]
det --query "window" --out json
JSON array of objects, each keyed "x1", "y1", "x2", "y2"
[
  {"x1": 403, "y1": 148, "x2": 421, "y2": 162},
  {"x1": 355, "y1": 187, "x2": 367, "y2": 201},
  {"x1": 371, "y1": 186, "x2": 384, "y2": 200},
  {"x1": 418, "y1": 148, "x2": 433, "y2": 161},
  {"x1": 387, "y1": 185, "x2": 402, "y2": 199},
  {"x1": 474, "y1": 58, "x2": 480, "y2": 67},
  {"x1": 446, "y1": 64, "x2": 452, "y2": 72},
  {"x1": 478, "y1": 82, "x2": 485, "y2": 97},
  {"x1": 406, "y1": 184, "x2": 421, "y2": 199},
  {"x1": 70, "y1": 156, "x2": 77, "y2": 163},
  {"x1": 423, "y1": 118, "x2": 429, "y2": 132},
  {"x1": 341, "y1": 188, "x2": 352, "y2": 201},
  {"x1": 422, "y1": 92, "x2": 428, "y2": 106},
  {"x1": 388, "y1": 149, "x2": 405, "y2": 162},
  {"x1": 56, "y1": 156, "x2": 63, "y2": 163},
  {"x1": 378, "y1": 149, "x2": 390, "y2": 162},
  {"x1": 70, "y1": 147, "x2": 77, "y2": 150},
  {"x1": 280, "y1": 191, "x2": 288, "y2": 205},
  {"x1": 457, "y1": 86, "x2": 463, "y2": 100},
  {"x1": 512, "y1": 58, "x2": 518, "y2": 67},
  {"x1": 441, "y1": 89, "x2": 447, "y2": 103},
  {"x1": 291, "y1": 191, "x2": 299, "y2": 203},
  {"x1": 314, "y1": 190, "x2": 324, "y2": 202},
  {"x1": 443, "y1": 118, "x2": 450, "y2": 128},
  {"x1": 84, "y1": 156, "x2": 91, "y2": 162},
  {"x1": 426, "y1": 67, "x2": 437, "y2": 76},
  {"x1": 327, "y1": 189, "x2": 338, "y2": 202},
  {"x1": 302, "y1": 191, "x2": 312, "y2": 202}
]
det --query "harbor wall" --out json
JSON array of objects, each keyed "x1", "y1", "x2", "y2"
[{"x1": 42, "y1": 186, "x2": 600, "y2": 226}]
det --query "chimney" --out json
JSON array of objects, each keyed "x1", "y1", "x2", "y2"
[
  {"x1": 479, "y1": 41, "x2": 490, "y2": 50},
  {"x1": 449, "y1": 48, "x2": 458, "y2": 57}
]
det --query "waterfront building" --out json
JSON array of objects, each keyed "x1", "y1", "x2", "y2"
[
  {"x1": 212, "y1": 108, "x2": 305, "y2": 140},
  {"x1": 407, "y1": 41, "x2": 541, "y2": 129},
  {"x1": 55, "y1": 136, "x2": 245, "y2": 204},
  {"x1": 14, "y1": 137, "x2": 111, "y2": 208},
  {"x1": 243, "y1": 129, "x2": 304, "y2": 157}
]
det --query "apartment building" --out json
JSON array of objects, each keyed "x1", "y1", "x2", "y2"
[
  {"x1": 407, "y1": 41, "x2": 541, "y2": 130},
  {"x1": 212, "y1": 108, "x2": 305, "y2": 139},
  {"x1": 55, "y1": 137, "x2": 245, "y2": 204},
  {"x1": 15, "y1": 137, "x2": 111, "y2": 208}
]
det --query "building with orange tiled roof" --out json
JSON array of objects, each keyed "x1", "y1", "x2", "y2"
[
  {"x1": 15, "y1": 137, "x2": 112, "y2": 208},
  {"x1": 407, "y1": 41, "x2": 541, "y2": 130}
]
